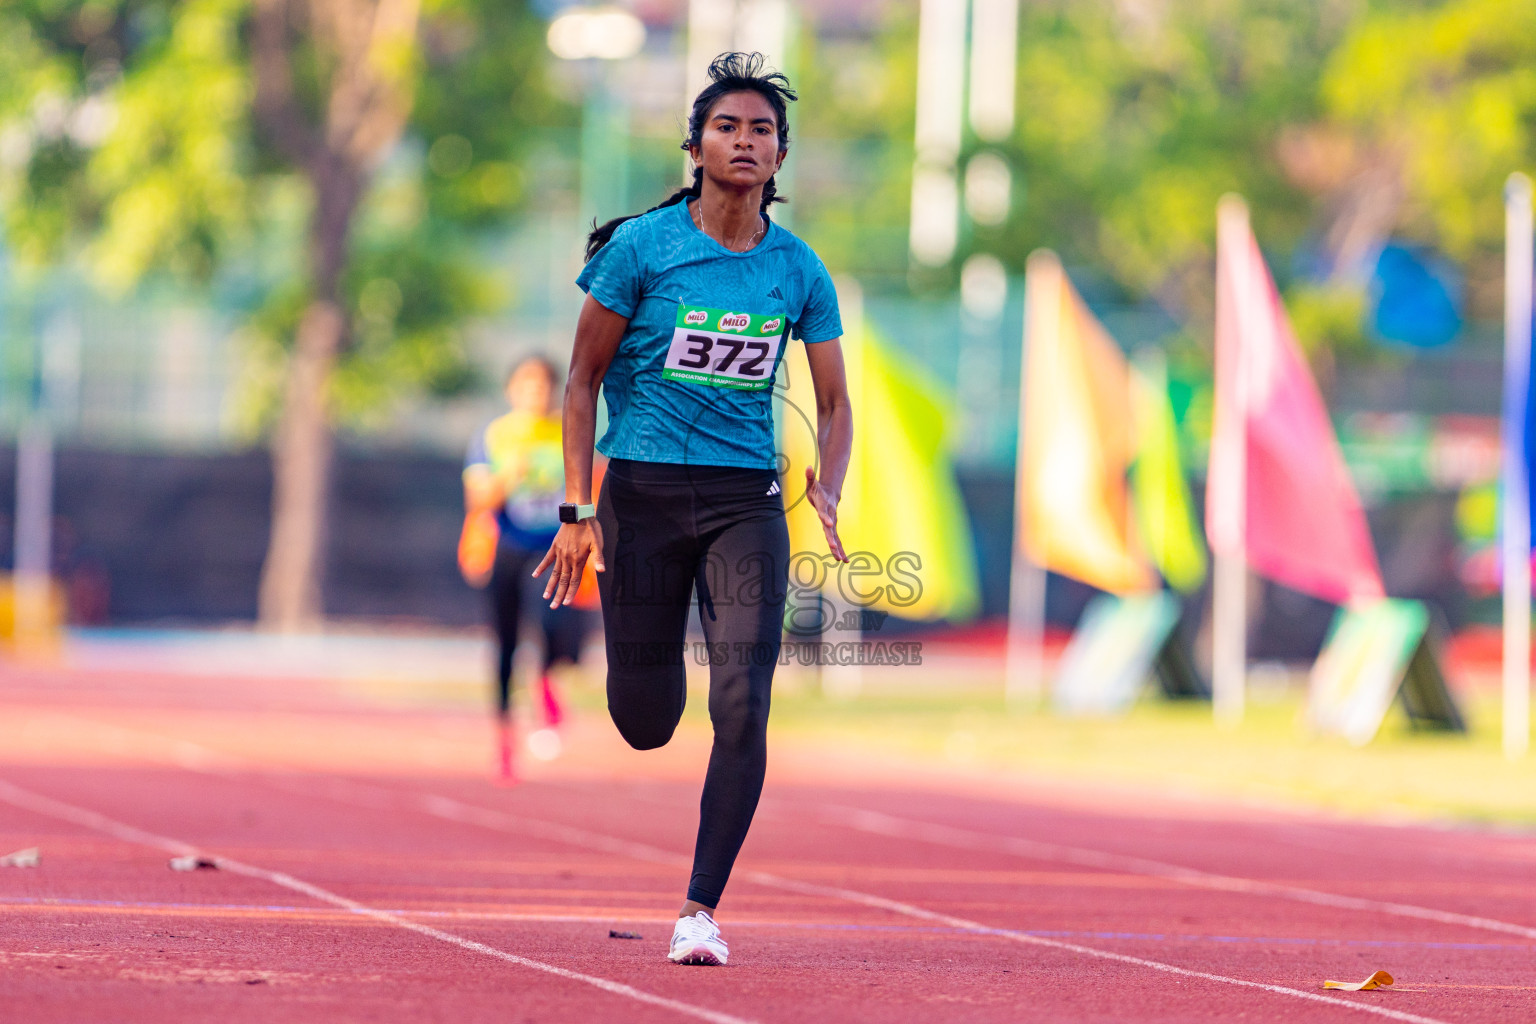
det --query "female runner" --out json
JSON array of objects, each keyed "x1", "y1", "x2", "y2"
[{"x1": 534, "y1": 52, "x2": 852, "y2": 966}]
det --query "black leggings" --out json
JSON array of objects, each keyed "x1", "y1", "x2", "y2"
[
  {"x1": 596, "y1": 458, "x2": 789, "y2": 909},
  {"x1": 490, "y1": 542, "x2": 585, "y2": 717}
]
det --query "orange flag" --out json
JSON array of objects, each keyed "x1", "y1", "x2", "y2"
[
  {"x1": 1019, "y1": 250, "x2": 1154, "y2": 594},
  {"x1": 1207, "y1": 197, "x2": 1384, "y2": 604}
]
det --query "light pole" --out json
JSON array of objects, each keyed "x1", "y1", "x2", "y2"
[
  {"x1": 684, "y1": 0, "x2": 795, "y2": 225},
  {"x1": 5, "y1": 228, "x2": 55, "y2": 652},
  {"x1": 546, "y1": 6, "x2": 646, "y2": 230}
]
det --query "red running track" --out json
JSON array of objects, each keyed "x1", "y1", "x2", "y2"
[{"x1": 1, "y1": 663, "x2": 1533, "y2": 1023}]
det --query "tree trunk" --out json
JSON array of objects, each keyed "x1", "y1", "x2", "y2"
[
  {"x1": 251, "y1": 0, "x2": 420, "y2": 630},
  {"x1": 257, "y1": 157, "x2": 359, "y2": 631},
  {"x1": 258, "y1": 300, "x2": 344, "y2": 630}
]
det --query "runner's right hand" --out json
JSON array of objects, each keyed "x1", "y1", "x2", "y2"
[{"x1": 533, "y1": 521, "x2": 605, "y2": 608}]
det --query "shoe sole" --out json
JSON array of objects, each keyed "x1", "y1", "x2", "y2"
[{"x1": 668, "y1": 945, "x2": 726, "y2": 966}]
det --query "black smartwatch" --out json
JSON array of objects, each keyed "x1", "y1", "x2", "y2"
[{"x1": 558, "y1": 502, "x2": 596, "y2": 524}]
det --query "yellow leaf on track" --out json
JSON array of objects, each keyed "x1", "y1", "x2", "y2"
[{"x1": 1323, "y1": 970, "x2": 1394, "y2": 991}]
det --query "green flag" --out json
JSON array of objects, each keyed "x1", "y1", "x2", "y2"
[
  {"x1": 1130, "y1": 355, "x2": 1208, "y2": 593},
  {"x1": 782, "y1": 305, "x2": 980, "y2": 621}
]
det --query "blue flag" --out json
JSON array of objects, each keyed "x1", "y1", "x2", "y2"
[
  {"x1": 1372, "y1": 243, "x2": 1461, "y2": 348},
  {"x1": 1502, "y1": 276, "x2": 1536, "y2": 553}
]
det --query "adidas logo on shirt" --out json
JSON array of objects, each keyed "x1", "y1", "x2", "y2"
[
  {"x1": 768, "y1": 286, "x2": 784, "y2": 300},
  {"x1": 766, "y1": 480, "x2": 781, "y2": 496}
]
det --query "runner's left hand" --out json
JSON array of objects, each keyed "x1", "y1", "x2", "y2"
[
  {"x1": 804, "y1": 466, "x2": 847, "y2": 562},
  {"x1": 533, "y1": 520, "x2": 605, "y2": 608}
]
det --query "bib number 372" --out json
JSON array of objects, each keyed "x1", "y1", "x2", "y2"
[{"x1": 663, "y1": 304, "x2": 785, "y2": 391}]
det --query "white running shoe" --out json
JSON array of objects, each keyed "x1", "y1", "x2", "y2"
[{"x1": 668, "y1": 910, "x2": 728, "y2": 966}]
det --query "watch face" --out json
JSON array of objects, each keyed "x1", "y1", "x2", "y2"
[{"x1": 558, "y1": 504, "x2": 576, "y2": 524}]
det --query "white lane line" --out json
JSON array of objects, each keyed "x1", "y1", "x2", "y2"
[
  {"x1": 747, "y1": 872, "x2": 1452, "y2": 1024},
  {"x1": 20, "y1": 715, "x2": 1456, "y2": 1021},
  {"x1": 819, "y1": 804, "x2": 1536, "y2": 943},
  {"x1": 1260, "y1": 819, "x2": 1536, "y2": 871},
  {"x1": 0, "y1": 780, "x2": 753, "y2": 1024},
  {"x1": 5, "y1": 895, "x2": 1524, "y2": 951},
  {"x1": 411, "y1": 790, "x2": 1451, "y2": 1024}
]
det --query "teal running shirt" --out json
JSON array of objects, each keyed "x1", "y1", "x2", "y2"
[{"x1": 576, "y1": 200, "x2": 842, "y2": 470}]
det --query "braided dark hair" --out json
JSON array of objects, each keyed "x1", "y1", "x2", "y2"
[{"x1": 584, "y1": 52, "x2": 797, "y2": 261}]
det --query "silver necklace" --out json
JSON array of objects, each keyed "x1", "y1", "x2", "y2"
[{"x1": 693, "y1": 200, "x2": 764, "y2": 252}]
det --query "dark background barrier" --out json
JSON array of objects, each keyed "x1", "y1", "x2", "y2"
[
  {"x1": 0, "y1": 445, "x2": 475, "y2": 626},
  {"x1": 0, "y1": 446, "x2": 1468, "y2": 656}
]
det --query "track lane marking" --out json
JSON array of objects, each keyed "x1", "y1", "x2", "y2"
[
  {"x1": 411, "y1": 790, "x2": 1452, "y2": 1024},
  {"x1": 818, "y1": 804, "x2": 1536, "y2": 942},
  {"x1": 546, "y1": 776, "x2": 1536, "y2": 940},
  {"x1": 5, "y1": 896, "x2": 1527, "y2": 953},
  {"x1": 13, "y1": 712, "x2": 1467, "y2": 1021},
  {"x1": 0, "y1": 779, "x2": 754, "y2": 1024},
  {"x1": 44, "y1": 713, "x2": 1536, "y2": 939},
  {"x1": 746, "y1": 872, "x2": 1453, "y2": 1024}
]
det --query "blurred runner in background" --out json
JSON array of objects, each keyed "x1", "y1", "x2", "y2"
[{"x1": 460, "y1": 356, "x2": 591, "y2": 784}]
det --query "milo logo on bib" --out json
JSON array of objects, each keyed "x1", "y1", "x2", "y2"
[{"x1": 664, "y1": 303, "x2": 788, "y2": 391}]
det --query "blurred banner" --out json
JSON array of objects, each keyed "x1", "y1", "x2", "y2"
[
  {"x1": 780, "y1": 286, "x2": 979, "y2": 622},
  {"x1": 1207, "y1": 198, "x2": 1384, "y2": 606},
  {"x1": 1309, "y1": 599, "x2": 1464, "y2": 746},
  {"x1": 1017, "y1": 250, "x2": 1152, "y2": 594},
  {"x1": 1053, "y1": 591, "x2": 1205, "y2": 716}
]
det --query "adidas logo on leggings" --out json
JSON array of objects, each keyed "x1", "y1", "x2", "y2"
[{"x1": 765, "y1": 480, "x2": 780, "y2": 496}]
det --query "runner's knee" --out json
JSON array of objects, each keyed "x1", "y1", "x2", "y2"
[
  {"x1": 708, "y1": 686, "x2": 770, "y2": 752},
  {"x1": 610, "y1": 711, "x2": 680, "y2": 750},
  {"x1": 607, "y1": 670, "x2": 686, "y2": 750}
]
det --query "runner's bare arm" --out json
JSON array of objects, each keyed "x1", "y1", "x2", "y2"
[
  {"x1": 463, "y1": 462, "x2": 508, "y2": 514},
  {"x1": 805, "y1": 337, "x2": 852, "y2": 563},
  {"x1": 534, "y1": 294, "x2": 628, "y2": 606}
]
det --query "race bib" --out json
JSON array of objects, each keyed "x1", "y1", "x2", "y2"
[{"x1": 663, "y1": 304, "x2": 785, "y2": 391}]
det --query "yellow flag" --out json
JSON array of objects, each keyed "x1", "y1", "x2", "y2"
[
  {"x1": 780, "y1": 285, "x2": 980, "y2": 621},
  {"x1": 1019, "y1": 250, "x2": 1154, "y2": 594}
]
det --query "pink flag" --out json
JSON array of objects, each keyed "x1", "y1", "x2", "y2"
[{"x1": 1207, "y1": 198, "x2": 1384, "y2": 605}]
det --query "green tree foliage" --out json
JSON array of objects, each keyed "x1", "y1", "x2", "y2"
[
  {"x1": 0, "y1": 0, "x2": 567, "y2": 417},
  {"x1": 793, "y1": 0, "x2": 1534, "y2": 353},
  {"x1": 1322, "y1": 0, "x2": 1536, "y2": 313},
  {"x1": 0, "y1": 0, "x2": 570, "y2": 626},
  {"x1": 998, "y1": 0, "x2": 1345, "y2": 317},
  {"x1": 0, "y1": 2, "x2": 248, "y2": 285},
  {"x1": 793, "y1": 6, "x2": 919, "y2": 281}
]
